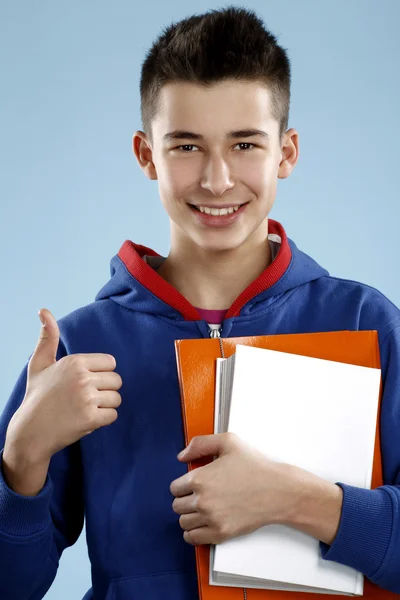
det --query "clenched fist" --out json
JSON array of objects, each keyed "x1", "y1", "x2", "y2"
[{"x1": 2, "y1": 308, "x2": 123, "y2": 495}]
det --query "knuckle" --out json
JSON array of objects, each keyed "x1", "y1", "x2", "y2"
[
  {"x1": 56, "y1": 354, "x2": 68, "y2": 367},
  {"x1": 75, "y1": 372, "x2": 91, "y2": 390},
  {"x1": 196, "y1": 498, "x2": 204, "y2": 513},
  {"x1": 86, "y1": 393, "x2": 98, "y2": 406},
  {"x1": 197, "y1": 496, "x2": 210, "y2": 514},
  {"x1": 67, "y1": 354, "x2": 84, "y2": 369},
  {"x1": 80, "y1": 390, "x2": 97, "y2": 412},
  {"x1": 191, "y1": 494, "x2": 200, "y2": 511},
  {"x1": 189, "y1": 473, "x2": 202, "y2": 491}
]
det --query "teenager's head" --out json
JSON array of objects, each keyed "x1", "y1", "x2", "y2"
[{"x1": 133, "y1": 6, "x2": 299, "y2": 254}]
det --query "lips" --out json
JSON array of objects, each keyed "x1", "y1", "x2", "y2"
[
  {"x1": 190, "y1": 202, "x2": 248, "y2": 212},
  {"x1": 188, "y1": 201, "x2": 249, "y2": 227}
]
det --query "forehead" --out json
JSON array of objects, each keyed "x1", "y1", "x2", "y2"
[{"x1": 152, "y1": 80, "x2": 278, "y2": 139}]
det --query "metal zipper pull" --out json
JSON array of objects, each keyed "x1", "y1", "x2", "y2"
[{"x1": 209, "y1": 327, "x2": 222, "y2": 338}]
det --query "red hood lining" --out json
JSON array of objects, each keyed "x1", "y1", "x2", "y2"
[{"x1": 117, "y1": 219, "x2": 291, "y2": 321}]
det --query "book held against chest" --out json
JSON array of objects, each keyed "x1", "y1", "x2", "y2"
[{"x1": 174, "y1": 330, "x2": 396, "y2": 600}]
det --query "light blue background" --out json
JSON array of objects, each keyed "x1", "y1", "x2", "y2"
[{"x1": 1, "y1": 1, "x2": 399, "y2": 598}]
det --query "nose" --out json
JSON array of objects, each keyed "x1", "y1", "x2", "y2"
[{"x1": 200, "y1": 154, "x2": 235, "y2": 196}]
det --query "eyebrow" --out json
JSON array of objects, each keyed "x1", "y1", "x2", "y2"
[{"x1": 163, "y1": 129, "x2": 269, "y2": 142}]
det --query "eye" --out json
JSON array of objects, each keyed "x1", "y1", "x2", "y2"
[
  {"x1": 234, "y1": 143, "x2": 255, "y2": 151},
  {"x1": 176, "y1": 145, "x2": 199, "y2": 152}
]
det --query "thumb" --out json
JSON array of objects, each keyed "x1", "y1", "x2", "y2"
[
  {"x1": 178, "y1": 434, "x2": 229, "y2": 462},
  {"x1": 29, "y1": 308, "x2": 60, "y2": 374}
]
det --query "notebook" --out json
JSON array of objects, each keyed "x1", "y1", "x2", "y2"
[
  {"x1": 211, "y1": 344, "x2": 380, "y2": 595},
  {"x1": 174, "y1": 331, "x2": 396, "y2": 600}
]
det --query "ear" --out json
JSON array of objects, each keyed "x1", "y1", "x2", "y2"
[
  {"x1": 278, "y1": 128, "x2": 299, "y2": 179},
  {"x1": 132, "y1": 131, "x2": 158, "y2": 180}
]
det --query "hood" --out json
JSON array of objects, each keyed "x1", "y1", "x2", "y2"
[{"x1": 95, "y1": 219, "x2": 329, "y2": 321}]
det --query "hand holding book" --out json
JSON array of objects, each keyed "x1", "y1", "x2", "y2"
[{"x1": 170, "y1": 431, "x2": 343, "y2": 547}]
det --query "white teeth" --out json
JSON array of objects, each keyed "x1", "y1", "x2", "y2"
[{"x1": 198, "y1": 205, "x2": 241, "y2": 215}]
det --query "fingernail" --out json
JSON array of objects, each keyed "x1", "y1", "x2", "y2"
[{"x1": 38, "y1": 310, "x2": 46, "y2": 327}]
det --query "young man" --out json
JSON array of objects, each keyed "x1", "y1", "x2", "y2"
[{"x1": 0, "y1": 6, "x2": 399, "y2": 600}]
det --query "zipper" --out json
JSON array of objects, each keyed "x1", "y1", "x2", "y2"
[
  {"x1": 208, "y1": 326, "x2": 225, "y2": 358},
  {"x1": 208, "y1": 324, "x2": 246, "y2": 600},
  {"x1": 208, "y1": 325, "x2": 222, "y2": 338}
]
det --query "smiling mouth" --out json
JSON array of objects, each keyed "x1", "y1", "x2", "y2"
[{"x1": 190, "y1": 202, "x2": 249, "y2": 215}]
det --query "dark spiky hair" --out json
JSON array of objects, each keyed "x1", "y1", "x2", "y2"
[{"x1": 140, "y1": 5, "x2": 291, "y2": 144}]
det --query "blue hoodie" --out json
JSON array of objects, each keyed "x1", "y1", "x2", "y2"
[{"x1": 0, "y1": 220, "x2": 399, "y2": 600}]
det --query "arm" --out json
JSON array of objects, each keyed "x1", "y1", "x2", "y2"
[
  {"x1": 283, "y1": 325, "x2": 400, "y2": 592},
  {"x1": 0, "y1": 346, "x2": 84, "y2": 600}
]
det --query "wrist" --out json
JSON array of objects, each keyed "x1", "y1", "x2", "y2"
[
  {"x1": 2, "y1": 443, "x2": 51, "y2": 496},
  {"x1": 5, "y1": 409, "x2": 53, "y2": 466},
  {"x1": 280, "y1": 464, "x2": 343, "y2": 545},
  {"x1": 3, "y1": 440, "x2": 51, "y2": 469}
]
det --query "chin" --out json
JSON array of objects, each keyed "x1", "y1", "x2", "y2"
[{"x1": 192, "y1": 234, "x2": 246, "y2": 253}]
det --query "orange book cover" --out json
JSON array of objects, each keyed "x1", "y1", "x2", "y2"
[{"x1": 175, "y1": 330, "x2": 397, "y2": 600}]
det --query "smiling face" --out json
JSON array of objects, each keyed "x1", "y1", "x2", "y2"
[{"x1": 133, "y1": 79, "x2": 299, "y2": 255}]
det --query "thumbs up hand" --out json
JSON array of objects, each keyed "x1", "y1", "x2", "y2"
[{"x1": 3, "y1": 308, "x2": 123, "y2": 494}]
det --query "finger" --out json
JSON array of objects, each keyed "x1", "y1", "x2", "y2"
[
  {"x1": 78, "y1": 353, "x2": 117, "y2": 372},
  {"x1": 91, "y1": 372, "x2": 123, "y2": 391},
  {"x1": 172, "y1": 495, "x2": 196, "y2": 515},
  {"x1": 170, "y1": 474, "x2": 194, "y2": 497},
  {"x1": 91, "y1": 407, "x2": 119, "y2": 430},
  {"x1": 96, "y1": 390, "x2": 122, "y2": 409},
  {"x1": 183, "y1": 527, "x2": 213, "y2": 546},
  {"x1": 179, "y1": 513, "x2": 207, "y2": 532},
  {"x1": 178, "y1": 433, "x2": 232, "y2": 462},
  {"x1": 29, "y1": 309, "x2": 60, "y2": 373}
]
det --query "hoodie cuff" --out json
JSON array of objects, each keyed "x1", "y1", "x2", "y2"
[
  {"x1": 0, "y1": 449, "x2": 52, "y2": 537},
  {"x1": 320, "y1": 483, "x2": 393, "y2": 577}
]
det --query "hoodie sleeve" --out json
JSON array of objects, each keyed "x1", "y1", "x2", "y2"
[
  {"x1": 320, "y1": 324, "x2": 400, "y2": 593},
  {"x1": 0, "y1": 341, "x2": 84, "y2": 600}
]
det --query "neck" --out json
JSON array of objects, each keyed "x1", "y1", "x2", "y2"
[{"x1": 157, "y1": 223, "x2": 272, "y2": 310}]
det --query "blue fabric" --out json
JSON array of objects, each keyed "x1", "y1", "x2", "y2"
[{"x1": 0, "y1": 236, "x2": 400, "y2": 599}]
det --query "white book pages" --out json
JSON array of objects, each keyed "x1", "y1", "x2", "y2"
[{"x1": 212, "y1": 345, "x2": 381, "y2": 595}]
